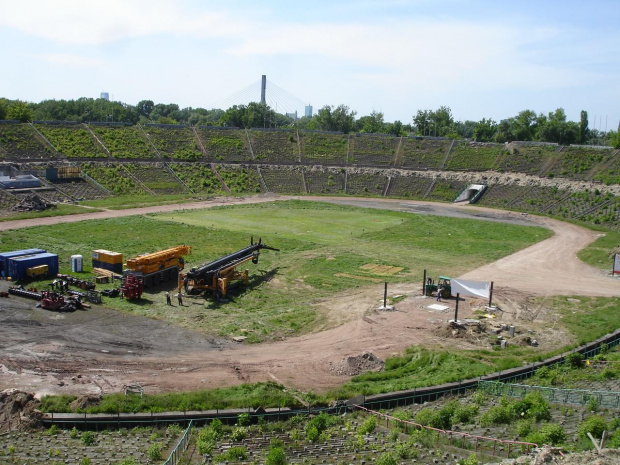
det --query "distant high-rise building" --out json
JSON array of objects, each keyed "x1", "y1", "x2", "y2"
[
  {"x1": 100, "y1": 92, "x2": 109, "y2": 101},
  {"x1": 286, "y1": 111, "x2": 298, "y2": 120},
  {"x1": 305, "y1": 105, "x2": 313, "y2": 118}
]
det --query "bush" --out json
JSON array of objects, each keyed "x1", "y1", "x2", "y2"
[
  {"x1": 69, "y1": 426, "x2": 79, "y2": 439},
  {"x1": 375, "y1": 452, "x2": 398, "y2": 465},
  {"x1": 81, "y1": 431, "x2": 96, "y2": 446},
  {"x1": 579, "y1": 416, "x2": 608, "y2": 439},
  {"x1": 231, "y1": 426, "x2": 247, "y2": 442},
  {"x1": 414, "y1": 408, "x2": 434, "y2": 426},
  {"x1": 358, "y1": 415, "x2": 377, "y2": 435},
  {"x1": 459, "y1": 453, "x2": 479, "y2": 465},
  {"x1": 516, "y1": 419, "x2": 534, "y2": 438},
  {"x1": 453, "y1": 404, "x2": 478, "y2": 424},
  {"x1": 306, "y1": 425, "x2": 320, "y2": 442},
  {"x1": 47, "y1": 424, "x2": 60, "y2": 436},
  {"x1": 538, "y1": 423, "x2": 566, "y2": 445},
  {"x1": 238, "y1": 412, "x2": 251, "y2": 426},
  {"x1": 266, "y1": 446, "x2": 287, "y2": 465},
  {"x1": 210, "y1": 418, "x2": 224, "y2": 439},
  {"x1": 147, "y1": 443, "x2": 163, "y2": 461},
  {"x1": 116, "y1": 459, "x2": 139, "y2": 465},
  {"x1": 480, "y1": 404, "x2": 512, "y2": 426},
  {"x1": 225, "y1": 446, "x2": 248, "y2": 461},
  {"x1": 565, "y1": 352, "x2": 584, "y2": 368}
]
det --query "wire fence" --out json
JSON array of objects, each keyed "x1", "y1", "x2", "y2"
[
  {"x1": 353, "y1": 405, "x2": 537, "y2": 459},
  {"x1": 163, "y1": 420, "x2": 193, "y2": 465},
  {"x1": 478, "y1": 380, "x2": 620, "y2": 408}
]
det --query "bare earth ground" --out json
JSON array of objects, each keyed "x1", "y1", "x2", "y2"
[{"x1": 0, "y1": 195, "x2": 619, "y2": 398}]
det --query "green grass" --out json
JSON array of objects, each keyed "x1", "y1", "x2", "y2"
[
  {"x1": 577, "y1": 229, "x2": 620, "y2": 271},
  {"x1": 0, "y1": 203, "x2": 101, "y2": 221},
  {"x1": 39, "y1": 382, "x2": 301, "y2": 413},
  {"x1": 80, "y1": 193, "x2": 199, "y2": 209}
]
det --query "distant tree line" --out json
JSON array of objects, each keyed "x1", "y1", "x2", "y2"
[{"x1": 0, "y1": 96, "x2": 618, "y2": 148}]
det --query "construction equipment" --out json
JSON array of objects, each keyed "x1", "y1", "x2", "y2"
[
  {"x1": 124, "y1": 245, "x2": 191, "y2": 288},
  {"x1": 41, "y1": 290, "x2": 65, "y2": 311},
  {"x1": 180, "y1": 238, "x2": 278, "y2": 298},
  {"x1": 26, "y1": 264, "x2": 49, "y2": 278},
  {"x1": 425, "y1": 276, "x2": 452, "y2": 299},
  {"x1": 121, "y1": 274, "x2": 143, "y2": 299}
]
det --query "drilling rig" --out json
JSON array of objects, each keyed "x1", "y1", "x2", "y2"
[{"x1": 180, "y1": 238, "x2": 278, "y2": 298}]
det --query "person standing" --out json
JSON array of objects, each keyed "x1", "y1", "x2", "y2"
[
  {"x1": 177, "y1": 292, "x2": 183, "y2": 306},
  {"x1": 165, "y1": 291, "x2": 171, "y2": 305},
  {"x1": 436, "y1": 285, "x2": 442, "y2": 302}
]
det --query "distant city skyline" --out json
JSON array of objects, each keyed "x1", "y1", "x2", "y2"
[{"x1": 0, "y1": 0, "x2": 618, "y2": 127}]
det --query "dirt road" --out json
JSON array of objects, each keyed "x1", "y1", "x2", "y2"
[{"x1": 0, "y1": 195, "x2": 618, "y2": 398}]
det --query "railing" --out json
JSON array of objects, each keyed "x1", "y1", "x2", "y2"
[
  {"x1": 478, "y1": 380, "x2": 620, "y2": 408},
  {"x1": 163, "y1": 419, "x2": 193, "y2": 465},
  {"x1": 353, "y1": 405, "x2": 537, "y2": 459}
]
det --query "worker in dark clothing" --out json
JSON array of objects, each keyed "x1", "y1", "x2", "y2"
[
  {"x1": 177, "y1": 292, "x2": 183, "y2": 306},
  {"x1": 165, "y1": 291, "x2": 172, "y2": 305}
]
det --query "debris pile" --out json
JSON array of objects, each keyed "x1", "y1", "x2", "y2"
[
  {"x1": 329, "y1": 352, "x2": 385, "y2": 376},
  {"x1": 0, "y1": 389, "x2": 42, "y2": 432},
  {"x1": 11, "y1": 193, "x2": 56, "y2": 212}
]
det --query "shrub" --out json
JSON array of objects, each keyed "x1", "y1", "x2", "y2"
[
  {"x1": 414, "y1": 408, "x2": 434, "y2": 426},
  {"x1": 358, "y1": 415, "x2": 377, "y2": 434},
  {"x1": 395, "y1": 440, "x2": 418, "y2": 459},
  {"x1": 81, "y1": 431, "x2": 96, "y2": 446},
  {"x1": 69, "y1": 426, "x2": 79, "y2": 439},
  {"x1": 538, "y1": 423, "x2": 566, "y2": 445},
  {"x1": 459, "y1": 453, "x2": 479, "y2": 465},
  {"x1": 147, "y1": 443, "x2": 163, "y2": 461},
  {"x1": 453, "y1": 404, "x2": 478, "y2": 424},
  {"x1": 578, "y1": 416, "x2": 608, "y2": 439},
  {"x1": 80, "y1": 458, "x2": 91, "y2": 465},
  {"x1": 480, "y1": 404, "x2": 512, "y2": 426},
  {"x1": 375, "y1": 451, "x2": 398, "y2": 465},
  {"x1": 516, "y1": 419, "x2": 534, "y2": 438},
  {"x1": 225, "y1": 446, "x2": 248, "y2": 461},
  {"x1": 266, "y1": 446, "x2": 287, "y2": 465},
  {"x1": 116, "y1": 459, "x2": 139, "y2": 465},
  {"x1": 210, "y1": 418, "x2": 224, "y2": 439},
  {"x1": 565, "y1": 352, "x2": 584, "y2": 368},
  {"x1": 167, "y1": 423, "x2": 183, "y2": 436},
  {"x1": 47, "y1": 424, "x2": 60, "y2": 435},
  {"x1": 238, "y1": 412, "x2": 251, "y2": 426},
  {"x1": 306, "y1": 425, "x2": 320, "y2": 442},
  {"x1": 231, "y1": 426, "x2": 247, "y2": 442}
]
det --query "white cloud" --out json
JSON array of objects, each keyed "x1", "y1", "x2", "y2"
[
  {"x1": 42, "y1": 53, "x2": 103, "y2": 67},
  {"x1": 0, "y1": 0, "x2": 250, "y2": 45}
]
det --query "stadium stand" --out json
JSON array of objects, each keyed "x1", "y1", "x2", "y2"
[
  {"x1": 299, "y1": 131, "x2": 348, "y2": 165},
  {"x1": 304, "y1": 167, "x2": 346, "y2": 195},
  {"x1": 90, "y1": 124, "x2": 158, "y2": 159},
  {"x1": 424, "y1": 177, "x2": 470, "y2": 202},
  {"x1": 349, "y1": 133, "x2": 398, "y2": 166},
  {"x1": 445, "y1": 141, "x2": 504, "y2": 171},
  {"x1": 544, "y1": 145, "x2": 615, "y2": 180},
  {"x1": 496, "y1": 142, "x2": 559, "y2": 174},
  {"x1": 169, "y1": 163, "x2": 225, "y2": 194},
  {"x1": 0, "y1": 122, "x2": 57, "y2": 160},
  {"x1": 214, "y1": 164, "x2": 264, "y2": 194},
  {"x1": 80, "y1": 162, "x2": 149, "y2": 195},
  {"x1": 399, "y1": 137, "x2": 450, "y2": 170},
  {"x1": 195, "y1": 127, "x2": 252, "y2": 162},
  {"x1": 123, "y1": 163, "x2": 189, "y2": 195},
  {"x1": 386, "y1": 172, "x2": 435, "y2": 199},
  {"x1": 141, "y1": 125, "x2": 202, "y2": 161},
  {"x1": 345, "y1": 170, "x2": 389, "y2": 196},
  {"x1": 259, "y1": 165, "x2": 305, "y2": 194},
  {"x1": 34, "y1": 122, "x2": 108, "y2": 158},
  {"x1": 247, "y1": 128, "x2": 299, "y2": 163}
]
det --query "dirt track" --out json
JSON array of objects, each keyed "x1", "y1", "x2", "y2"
[{"x1": 0, "y1": 195, "x2": 619, "y2": 398}]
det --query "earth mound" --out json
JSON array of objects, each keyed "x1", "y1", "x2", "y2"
[
  {"x1": 0, "y1": 389, "x2": 41, "y2": 432},
  {"x1": 329, "y1": 352, "x2": 385, "y2": 376}
]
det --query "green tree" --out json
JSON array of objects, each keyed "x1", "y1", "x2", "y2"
[
  {"x1": 136, "y1": 100, "x2": 154, "y2": 119},
  {"x1": 315, "y1": 104, "x2": 357, "y2": 133},
  {"x1": 7, "y1": 100, "x2": 34, "y2": 122},
  {"x1": 0, "y1": 98, "x2": 8, "y2": 120},
  {"x1": 356, "y1": 110, "x2": 385, "y2": 133},
  {"x1": 473, "y1": 118, "x2": 497, "y2": 141}
]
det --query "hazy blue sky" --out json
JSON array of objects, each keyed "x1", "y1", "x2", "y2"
[{"x1": 1, "y1": 0, "x2": 618, "y2": 128}]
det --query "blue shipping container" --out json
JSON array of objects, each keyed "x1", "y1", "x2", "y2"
[
  {"x1": 8, "y1": 253, "x2": 59, "y2": 281},
  {"x1": 0, "y1": 248, "x2": 46, "y2": 277}
]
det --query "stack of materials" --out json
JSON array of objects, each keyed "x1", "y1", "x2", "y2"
[{"x1": 92, "y1": 249, "x2": 123, "y2": 274}]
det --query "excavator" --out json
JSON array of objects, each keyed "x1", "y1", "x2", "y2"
[{"x1": 180, "y1": 238, "x2": 278, "y2": 298}]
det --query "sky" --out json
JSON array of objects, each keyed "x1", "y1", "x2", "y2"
[{"x1": 0, "y1": 0, "x2": 618, "y2": 129}]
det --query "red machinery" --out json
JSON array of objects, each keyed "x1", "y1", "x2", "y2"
[
  {"x1": 121, "y1": 274, "x2": 143, "y2": 300},
  {"x1": 41, "y1": 290, "x2": 65, "y2": 311}
]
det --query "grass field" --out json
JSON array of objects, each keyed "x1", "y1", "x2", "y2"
[{"x1": 0, "y1": 200, "x2": 552, "y2": 342}]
